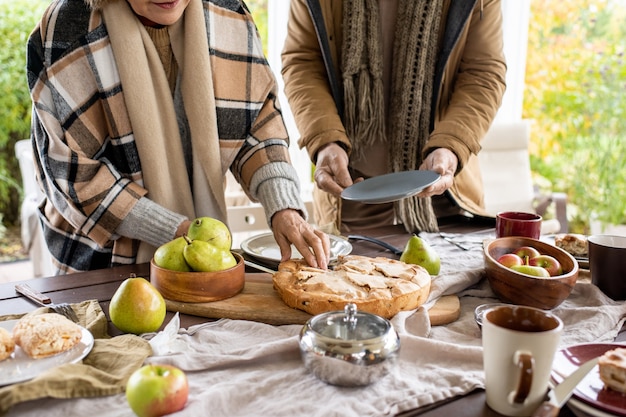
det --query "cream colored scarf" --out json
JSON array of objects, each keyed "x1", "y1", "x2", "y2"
[
  {"x1": 103, "y1": 0, "x2": 226, "y2": 261},
  {"x1": 342, "y1": 0, "x2": 443, "y2": 233}
]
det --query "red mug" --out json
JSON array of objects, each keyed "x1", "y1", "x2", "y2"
[{"x1": 496, "y1": 211, "x2": 542, "y2": 240}]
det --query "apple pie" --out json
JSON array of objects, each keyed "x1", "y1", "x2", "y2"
[
  {"x1": 12, "y1": 313, "x2": 83, "y2": 359},
  {"x1": 0, "y1": 327, "x2": 15, "y2": 361},
  {"x1": 599, "y1": 347, "x2": 626, "y2": 393},
  {"x1": 272, "y1": 255, "x2": 431, "y2": 318}
]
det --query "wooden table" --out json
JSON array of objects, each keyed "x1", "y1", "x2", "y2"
[{"x1": 0, "y1": 218, "x2": 590, "y2": 416}]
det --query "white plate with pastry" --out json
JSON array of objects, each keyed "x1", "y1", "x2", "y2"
[
  {"x1": 0, "y1": 317, "x2": 94, "y2": 386},
  {"x1": 551, "y1": 343, "x2": 626, "y2": 417}
]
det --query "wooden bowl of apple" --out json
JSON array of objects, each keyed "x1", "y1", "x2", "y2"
[{"x1": 483, "y1": 237, "x2": 579, "y2": 310}]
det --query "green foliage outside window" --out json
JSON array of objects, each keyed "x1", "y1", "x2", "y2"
[
  {"x1": 524, "y1": 0, "x2": 626, "y2": 231},
  {"x1": 0, "y1": 0, "x2": 49, "y2": 227}
]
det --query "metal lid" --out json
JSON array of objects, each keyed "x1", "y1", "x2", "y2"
[{"x1": 307, "y1": 303, "x2": 392, "y2": 341}]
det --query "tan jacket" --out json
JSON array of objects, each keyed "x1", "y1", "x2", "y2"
[{"x1": 282, "y1": 0, "x2": 507, "y2": 230}]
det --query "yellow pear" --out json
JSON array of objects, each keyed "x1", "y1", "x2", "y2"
[
  {"x1": 399, "y1": 235, "x2": 441, "y2": 275},
  {"x1": 187, "y1": 217, "x2": 232, "y2": 250},
  {"x1": 154, "y1": 237, "x2": 192, "y2": 272},
  {"x1": 109, "y1": 275, "x2": 166, "y2": 334},
  {"x1": 182, "y1": 235, "x2": 237, "y2": 272}
]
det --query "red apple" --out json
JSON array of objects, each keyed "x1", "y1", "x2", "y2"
[
  {"x1": 126, "y1": 364, "x2": 188, "y2": 417},
  {"x1": 510, "y1": 264, "x2": 551, "y2": 278},
  {"x1": 529, "y1": 254, "x2": 563, "y2": 276},
  {"x1": 497, "y1": 253, "x2": 524, "y2": 268},
  {"x1": 514, "y1": 246, "x2": 541, "y2": 264}
]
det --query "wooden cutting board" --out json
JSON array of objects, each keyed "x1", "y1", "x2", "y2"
[{"x1": 164, "y1": 274, "x2": 460, "y2": 326}]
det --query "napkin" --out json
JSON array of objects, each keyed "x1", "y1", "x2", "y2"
[{"x1": 0, "y1": 299, "x2": 151, "y2": 415}]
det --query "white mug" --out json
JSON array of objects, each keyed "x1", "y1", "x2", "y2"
[{"x1": 482, "y1": 305, "x2": 563, "y2": 416}]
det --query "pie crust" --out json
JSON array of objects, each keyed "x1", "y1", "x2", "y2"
[{"x1": 273, "y1": 255, "x2": 431, "y2": 318}]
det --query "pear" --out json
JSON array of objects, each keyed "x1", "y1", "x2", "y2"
[
  {"x1": 153, "y1": 237, "x2": 192, "y2": 272},
  {"x1": 182, "y1": 235, "x2": 237, "y2": 272},
  {"x1": 187, "y1": 217, "x2": 232, "y2": 251},
  {"x1": 109, "y1": 274, "x2": 166, "y2": 334},
  {"x1": 399, "y1": 235, "x2": 441, "y2": 275}
]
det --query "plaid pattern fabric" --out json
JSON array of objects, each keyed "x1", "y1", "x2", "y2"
[{"x1": 27, "y1": 0, "x2": 292, "y2": 273}]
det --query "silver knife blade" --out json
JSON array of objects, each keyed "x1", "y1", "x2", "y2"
[{"x1": 531, "y1": 356, "x2": 599, "y2": 417}]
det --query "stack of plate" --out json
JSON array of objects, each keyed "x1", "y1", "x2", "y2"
[
  {"x1": 240, "y1": 233, "x2": 353, "y2": 269},
  {"x1": 551, "y1": 343, "x2": 626, "y2": 417}
]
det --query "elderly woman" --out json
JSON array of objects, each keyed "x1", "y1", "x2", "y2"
[{"x1": 26, "y1": 0, "x2": 329, "y2": 273}]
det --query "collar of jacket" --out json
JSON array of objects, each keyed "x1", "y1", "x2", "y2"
[{"x1": 304, "y1": 0, "x2": 478, "y2": 130}]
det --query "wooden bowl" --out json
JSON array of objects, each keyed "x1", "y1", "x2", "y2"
[
  {"x1": 150, "y1": 252, "x2": 245, "y2": 303},
  {"x1": 483, "y1": 237, "x2": 578, "y2": 310}
]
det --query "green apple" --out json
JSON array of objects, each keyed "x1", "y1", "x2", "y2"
[
  {"x1": 109, "y1": 275, "x2": 166, "y2": 334},
  {"x1": 399, "y1": 235, "x2": 441, "y2": 275},
  {"x1": 510, "y1": 264, "x2": 551, "y2": 278},
  {"x1": 126, "y1": 364, "x2": 188, "y2": 417},
  {"x1": 153, "y1": 237, "x2": 191, "y2": 272},
  {"x1": 187, "y1": 216, "x2": 232, "y2": 250},
  {"x1": 182, "y1": 235, "x2": 237, "y2": 272}
]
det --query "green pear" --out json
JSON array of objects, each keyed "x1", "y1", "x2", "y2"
[
  {"x1": 399, "y1": 235, "x2": 441, "y2": 275},
  {"x1": 182, "y1": 236, "x2": 237, "y2": 272},
  {"x1": 187, "y1": 217, "x2": 232, "y2": 250},
  {"x1": 109, "y1": 275, "x2": 166, "y2": 334},
  {"x1": 510, "y1": 264, "x2": 551, "y2": 278},
  {"x1": 153, "y1": 237, "x2": 192, "y2": 272}
]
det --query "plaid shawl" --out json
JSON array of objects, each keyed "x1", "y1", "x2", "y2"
[{"x1": 27, "y1": 0, "x2": 295, "y2": 273}]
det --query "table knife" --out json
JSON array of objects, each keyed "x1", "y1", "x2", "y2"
[{"x1": 531, "y1": 356, "x2": 599, "y2": 417}]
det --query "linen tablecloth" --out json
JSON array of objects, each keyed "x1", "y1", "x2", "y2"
[{"x1": 6, "y1": 232, "x2": 626, "y2": 417}]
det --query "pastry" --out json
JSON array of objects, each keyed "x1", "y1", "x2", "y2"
[
  {"x1": 598, "y1": 347, "x2": 626, "y2": 393},
  {"x1": 12, "y1": 313, "x2": 83, "y2": 359},
  {"x1": 0, "y1": 327, "x2": 15, "y2": 361},
  {"x1": 554, "y1": 233, "x2": 588, "y2": 257},
  {"x1": 273, "y1": 255, "x2": 431, "y2": 318}
]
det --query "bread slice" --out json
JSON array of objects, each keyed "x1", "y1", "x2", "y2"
[
  {"x1": 273, "y1": 255, "x2": 431, "y2": 318},
  {"x1": 12, "y1": 313, "x2": 83, "y2": 359},
  {"x1": 555, "y1": 234, "x2": 588, "y2": 257},
  {"x1": 0, "y1": 327, "x2": 15, "y2": 361},
  {"x1": 599, "y1": 347, "x2": 626, "y2": 393}
]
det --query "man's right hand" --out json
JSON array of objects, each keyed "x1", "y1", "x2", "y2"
[{"x1": 314, "y1": 143, "x2": 359, "y2": 196}]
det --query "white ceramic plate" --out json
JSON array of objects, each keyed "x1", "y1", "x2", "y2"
[
  {"x1": 341, "y1": 170, "x2": 441, "y2": 204},
  {"x1": 0, "y1": 319, "x2": 94, "y2": 386},
  {"x1": 240, "y1": 233, "x2": 352, "y2": 266},
  {"x1": 551, "y1": 343, "x2": 626, "y2": 417}
]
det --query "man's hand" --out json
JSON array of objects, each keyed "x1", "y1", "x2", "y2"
[
  {"x1": 271, "y1": 209, "x2": 331, "y2": 269},
  {"x1": 417, "y1": 148, "x2": 458, "y2": 197},
  {"x1": 314, "y1": 143, "x2": 359, "y2": 196}
]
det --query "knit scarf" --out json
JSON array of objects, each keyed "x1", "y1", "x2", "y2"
[
  {"x1": 342, "y1": 0, "x2": 444, "y2": 233},
  {"x1": 103, "y1": 0, "x2": 226, "y2": 262}
]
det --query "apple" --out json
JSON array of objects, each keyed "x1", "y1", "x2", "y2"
[
  {"x1": 514, "y1": 246, "x2": 541, "y2": 264},
  {"x1": 529, "y1": 254, "x2": 563, "y2": 276},
  {"x1": 126, "y1": 364, "x2": 189, "y2": 417},
  {"x1": 510, "y1": 264, "x2": 551, "y2": 278},
  {"x1": 497, "y1": 253, "x2": 524, "y2": 268}
]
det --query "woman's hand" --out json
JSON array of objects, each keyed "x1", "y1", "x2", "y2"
[
  {"x1": 418, "y1": 148, "x2": 458, "y2": 197},
  {"x1": 271, "y1": 209, "x2": 331, "y2": 269}
]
